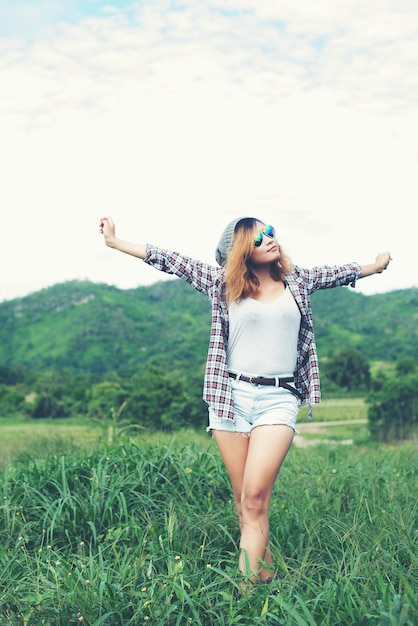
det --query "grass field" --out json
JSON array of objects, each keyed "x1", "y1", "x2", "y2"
[
  {"x1": 0, "y1": 403, "x2": 417, "y2": 625},
  {"x1": 0, "y1": 399, "x2": 368, "y2": 468},
  {"x1": 297, "y1": 398, "x2": 368, "y2": 423}
]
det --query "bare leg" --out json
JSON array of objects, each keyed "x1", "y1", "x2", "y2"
[
  {"x1": 212, "y1": 431, "x2": 249, "y2": 530},
  {"x1": 213, "y1": 425, "x2": 293, "y2": 583},
  {"x1": 240, "y1": 425, "x2": 294, "y2": 582}
]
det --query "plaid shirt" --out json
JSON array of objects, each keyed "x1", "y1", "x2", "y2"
[{"x1": 144, "y1": 245, "x2": 361, "y2": 421}]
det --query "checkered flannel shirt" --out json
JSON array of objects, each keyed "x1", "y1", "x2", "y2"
[{"x1": 144, "y1": 245, "x2": 361, "y2": 421}]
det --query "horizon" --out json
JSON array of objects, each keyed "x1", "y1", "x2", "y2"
[{"x1": 1, "y1": 274, "x2": 416, "y2": 305}]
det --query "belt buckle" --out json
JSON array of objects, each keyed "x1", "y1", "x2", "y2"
[{"x1": 249, "y1": 375, "x2": 257, "y2": 385}]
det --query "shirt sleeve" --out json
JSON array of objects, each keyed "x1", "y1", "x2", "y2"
[
  {"x1": 144, "y1": 245, "x2": 222, "y2": 296},
  {"x1": 295, "y1": 262, "x2": 362, "y2": 294}
]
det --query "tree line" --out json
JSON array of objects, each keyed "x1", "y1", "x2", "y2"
[{"x1": 1, "y1": 352, "x2": 416, "y2": 443}]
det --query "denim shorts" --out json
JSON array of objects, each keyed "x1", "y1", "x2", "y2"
[{"x1": 208, "y1": 376, "x2": 300, "y2": 434}]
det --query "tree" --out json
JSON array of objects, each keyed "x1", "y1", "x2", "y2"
[
  {"x1": 395, "y1": 357, "x2": 417, "y2": 376},
  {"x1": 367, "y1": 370, "x2": 418, "y2": 442},
  {"x1": 87, "y1": 381, "x2": 124, "y2": 419},
  {"x1": 121, "y1": 366, "x2": 206, "y2": 430},
  {"x1": 0, "y1": 365, "x2": 19, "y2": 385},
  {"x1": 25, "y1": 369, "x2": 88, "y2": 419},
  {"x1": 0, "y1": 384, "x2": 25, "y2": 416},
  {"x1": 323, "y1": 349, "x2": 371, "y2": 392}
]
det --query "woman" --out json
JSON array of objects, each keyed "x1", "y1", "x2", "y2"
[{"x1": 99, "y1": 215, "x2": 391, "y2": 586}]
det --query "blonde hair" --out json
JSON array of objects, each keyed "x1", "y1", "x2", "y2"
[{"x1": 225, "y1": 218, "x2": 294, "y2": 305}]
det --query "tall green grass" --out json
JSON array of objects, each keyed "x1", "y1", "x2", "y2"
[{"x1": 0, "y1": 435, "x2": 416, "y2": 625}]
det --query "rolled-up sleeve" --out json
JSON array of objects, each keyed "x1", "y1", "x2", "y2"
[
  {"x1": 307, "y1": 262, "x2": 361, "y2": 293},
  {"x1": 144, "y1": 245, "x2": 222, "y2": 296}
]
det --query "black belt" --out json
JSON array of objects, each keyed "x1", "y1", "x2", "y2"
[{"x1": 228, "y1": 372, "x2": 303, "y2": 400}]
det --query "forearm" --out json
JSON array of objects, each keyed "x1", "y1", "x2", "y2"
[{"x1": 105, "y1": 235, "x2": 146, "y2": 259}]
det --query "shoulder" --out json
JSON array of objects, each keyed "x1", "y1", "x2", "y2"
[{"x1": 285, "y1": 265, "x2": 313, "y2": 284}]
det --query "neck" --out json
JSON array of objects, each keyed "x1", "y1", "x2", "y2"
[
  {"x1": 249, "y1": 265, "x2": 284, "y2": 300},
  {"x1": 250, "y1": 263, "x2": 273, "y2": 283}
]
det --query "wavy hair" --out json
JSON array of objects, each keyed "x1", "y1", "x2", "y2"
[{"x1": 225, "y1": 218, "x2": 294, "y2": 305}]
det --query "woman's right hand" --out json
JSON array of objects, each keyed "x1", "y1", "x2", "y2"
[
  {"x1": 99, "y1": 216, "x2": 116, "y2": 246},
  {"x1": 99, "y1": 216, "x2": 147, "y2": 259}
]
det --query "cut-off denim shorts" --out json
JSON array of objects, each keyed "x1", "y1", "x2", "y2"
[{"x1": 208, "y1": 376, "x2": 300, "y2": 435}]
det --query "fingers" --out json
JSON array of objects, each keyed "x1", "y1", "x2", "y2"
[
  {"x1": 377, "y1": 251, "x2": 392, "y2": 272},
  {"x1": 384, "y1": 252, "x2": 392, "y2": 268},
  {"x1": 99, "y1": 216, "x2": 113, "y2": 234}
]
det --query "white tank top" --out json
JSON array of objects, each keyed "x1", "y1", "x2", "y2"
[{"x1": 227, "y1": 287, "x2": 301, "y2": 377}]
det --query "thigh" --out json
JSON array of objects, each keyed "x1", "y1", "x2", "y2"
[
  {"x1": 212, "y1": 431, "x2": 250, "y2": 497},
  {"x1": 243, "y1": 425, "x2": 294, "y2": 495}
]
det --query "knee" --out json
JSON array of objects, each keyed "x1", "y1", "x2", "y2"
[{"x1": 241, "y1": 486, "x2": 268, "y2": 515}]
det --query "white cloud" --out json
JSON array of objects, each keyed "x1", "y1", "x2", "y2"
[{"x1": 0, "y1": 0, "x2": 417, "y2": 301}]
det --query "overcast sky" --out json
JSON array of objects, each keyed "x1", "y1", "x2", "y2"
[{"x1": 1, "y1": 0, "x2": 417, "y2": 301}]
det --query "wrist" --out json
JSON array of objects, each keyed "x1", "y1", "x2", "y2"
[{"x1": 104, "y1": 234, "x2": 117, "y2": 248}]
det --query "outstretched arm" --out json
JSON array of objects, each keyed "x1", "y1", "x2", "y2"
[
  {"x1": 359, "y1": 252, "x2": 392, "y2": 279},
  {"x1": 99, "y1": 216, "x2": 146, "y2": 259},
  {"x1": 99, "y1": 215, "x2": 220, "y2": 296}
]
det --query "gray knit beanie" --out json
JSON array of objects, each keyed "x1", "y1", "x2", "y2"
[{"x1": 215, "y1": 217, "x2": 262, "y2": 266}]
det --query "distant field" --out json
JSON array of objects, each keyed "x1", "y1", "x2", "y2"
[
  {"x1": 297, "y1": 397, "x2": 368, "y2": 422},
  {"x1": 0, "y1": 417, "x2": 214, "y2": 469},
  {"x1": 0, "y1": 417, "x2": 103, "y2": 469},
  {"x1": 0, "y1": 399, "x2": 369, "y2": 467}
]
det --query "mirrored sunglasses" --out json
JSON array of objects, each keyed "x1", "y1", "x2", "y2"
[{"x1": 254, "y1": 225, "x2": 276, "y2": 247}]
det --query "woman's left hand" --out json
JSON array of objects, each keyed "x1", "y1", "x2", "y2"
[{"x1": 375, "y1": 252, "x2": 392, "y2": 273}]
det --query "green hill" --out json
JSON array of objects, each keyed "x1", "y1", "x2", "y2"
[
  {"x1": 311, "y1": 286, "x2": 418, "y2": 362},
  {"x1": 1, "y1": 280, "x2": 417, "y2": 376}
]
